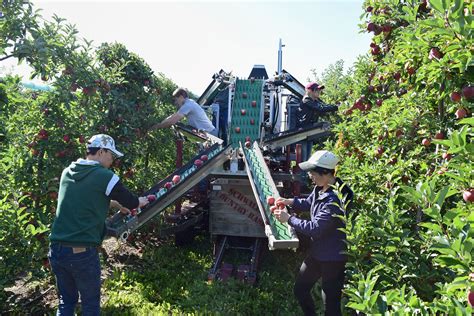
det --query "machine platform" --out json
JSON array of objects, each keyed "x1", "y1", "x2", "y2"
[{"x1": 262, "y1": 121, "x2": 331, "y2": 150}]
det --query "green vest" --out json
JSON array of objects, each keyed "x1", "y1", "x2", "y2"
[{"x1": 50, "y1": 159, "x2": 115, "y2": 247}]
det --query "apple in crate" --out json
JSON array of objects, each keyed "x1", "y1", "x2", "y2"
[
  {"x1": 147, "y1": 194, "x2": 157, "y2": 202},
  {"x1": 270, "y1": 205, "x2": 278, "y2": 213},
  {"x1": 251, "y1": 100, "x2": 257, "y2": 107},
  {"x1": 164, "y1": 182, "x2": 173, "y2": 190},
  {"x1": 245, "y1": 141, "x2": 251, "y2": 148},
  {"x1": 200, "y1": 155, "x2": 208, "y2": 161}
]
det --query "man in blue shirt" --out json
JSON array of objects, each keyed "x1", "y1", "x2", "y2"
[{"x1": 274, "y1": 150, "x2": 353, "y2": 316}]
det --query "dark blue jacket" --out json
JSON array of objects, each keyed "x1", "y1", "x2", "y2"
[
  {"x1": 288, "y1": 179, "x2": 352, "y2": 261},
  {"x1": 295, "y1": 96, "x2": 338, "y2": 128}
]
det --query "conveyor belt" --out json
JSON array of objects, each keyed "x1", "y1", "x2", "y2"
[
  {"x1": 174, "y1": 123, "x2": 223, "y2": 144},
  {"x1": 106, "y1": 144, "x2": 230, "y2": 241},
  {"x1": 262, "y1": 121, "x2": 331, "y2": 149},
  {"x1": 241, "y1": 141, "x2": 299, "y2": 250}
]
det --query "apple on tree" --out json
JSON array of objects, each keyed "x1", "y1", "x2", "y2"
[{"x1": 463, "y1": 189, "x2": 474, "y2": 203}]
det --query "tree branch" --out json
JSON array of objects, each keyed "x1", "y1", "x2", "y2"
[{"x1": 0, "y1": 54, "x2": 14, "y2": 61}]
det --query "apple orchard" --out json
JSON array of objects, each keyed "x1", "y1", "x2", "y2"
[{"x1": 0, "y1": 0, "x2": 473, "y2": 314}]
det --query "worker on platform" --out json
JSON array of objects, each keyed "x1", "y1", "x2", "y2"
[
  {"x1": 273, "y1": 150, "x2": 353, "y2": 316},
  {"x1": 151, "y1": 87, "x2": 217, "y2": 136},
  {"x1": 48, "y1": 134, "x2": 149, "y2": 315},
  {"x1": 296, "y1": 82, "x2": 338, "y2": 161}
]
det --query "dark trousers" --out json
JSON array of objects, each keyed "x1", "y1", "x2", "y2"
[
  {"x1": 48, "y1": 244, "x2": 101, "y2": 316},
  {"x1": 294, "y1": 256, "x2": 345, "y2": 316}
]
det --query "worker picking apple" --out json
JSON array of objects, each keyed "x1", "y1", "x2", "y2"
[
  {"x1": 151, "y1": 87, "x2": 217, "y2": 136},
  {"x1": 273, "y1": 150, "x2": 353, "y2": 316},
  {"x1": 48, "y1": 134, "x2": 149, "y2": 314}
]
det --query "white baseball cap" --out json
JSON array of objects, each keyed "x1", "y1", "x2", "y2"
[
  {"x1": 87, "y1": 134, "x2": 123, "y2": 158},
  {"x1": 299, "y1": 150, "x2": 339, "y2": 171}
]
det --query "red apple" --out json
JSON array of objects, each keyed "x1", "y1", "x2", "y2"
[
  {"x1": 422, "y1": 138, "x2": 431, "y2": 146},
  {"x1": 49, "y1": 191, "x2": 58, "y2": 200},
  {"x1": 462, "y1": 86, "x2": 474, "y2": 101},
  {"x1": 245, "y1": 141, "x2": 251, "y2": 148},
  {"x1": 172, "y1": 175, "x2": 181, "y2": 184},
  {"x1": 382, "y1": 24, "x2": 392, "y2": 33},
  {"x1": 468, "y1": 290, "x2": 474, "y2": 307},
  {"x1": 270, "y1": 205, "x2": 278, "y2": 213},
  {"x1": 429, "y1": 47, "x2": 443, "y2": 60},
  {"x1": 266, "y1": 196, "x2": 275, "y2": 206},
  {"x1": 276, "y1": 201, "x2": 285, "y2": 209},
  {"x1": 463, "y1": 189, "x2": 474, "y2": 203},
  {"x1": 194, "y1": 159, "x2": 203, "y2": 167},
  {"x1": 366, "y1": 6, "x2": 373, "y2": 12},
  {"x1": 442, "y1": 152, "x2": 452, "y2": 160},
  {"x1": 164, "y1": 182, "x2": 173, "y2": 190},
  {"x1": 376, "y1": 99, "x2": 383, "y2": 106},
  {"x1": 450, "y1": 91, "x2": 462, "y2": 103},
  {"x1": 27, "y1": 141, "x2": 37, "y2": 148},
  {"x1": 242, "y1": 92, "x2": 248, "y2": 98},
  {"x1": 455, "y1": 108, "x2": 467, "y2": 119},
  {"x1": 393, "y1": 72, "x2": 401, "y2": 81},
  {"x1": 406, "y1": 66, "x2": 415, "y2": 75},
  {"x1": 371, "y1": 46, "x2": 381, "y2": 55},
  {"x1": 251, "y1": 100, "x2": 257, "y2": 107},
  {"x1": 241, "y1": 109, "x2": 246, "y2": 115},
  {"x1": 395, "y1": 129, "x2": 404, "y2": 138},
  {"x1": 31, "y1": 149, "x2": 39, "y2": 156},
  {"x1": 235, "y1": 127, "x2": 241, "y2": 133},
  {"x1": 78, "y1": 135, "x2": 85, "y2": 144},
  {"x1": 147, "y1": 194, "x2": 156, "y2": 202},
  {"x1": 367, "y1": 22, "x2": 377, "y2": 32},
  {"x1": 434, "y1": 132, "x2": 444, "y2": 140},
  {"x1": 250, "y1": 119, "x2": 255, "y2": 125},
  {"x1": 200, "y1": 155, "x2": 208, "y2": 161},
  {"x1": 63, "y1": 135, "x2": 70, "y2": 143},
  {"x1": 38, "y1": 129, "x2": 48, "y2": 140}
]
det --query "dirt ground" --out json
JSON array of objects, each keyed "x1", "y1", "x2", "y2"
[{"x1": 3, "y1": 236, "x2": 157, "y2": 315}]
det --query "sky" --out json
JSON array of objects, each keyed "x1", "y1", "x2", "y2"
[{"x1": 2, "y1": 0, "x2": 371, "y2": 95}]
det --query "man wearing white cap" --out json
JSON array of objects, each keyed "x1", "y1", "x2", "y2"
[
  {"x1": 274, "y1": 150, "x2": 353, "y2": 316},
  {"x1": 48, "y1": 134, "x2": 149, "y2": 315}
]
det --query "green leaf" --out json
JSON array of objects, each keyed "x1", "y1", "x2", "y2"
[
  {"x1": 419, "y1": 222, "x2": 443, "y2": 233},
  {"x1": 429, "y1": 0, "x2": 445, "y2": 14}
]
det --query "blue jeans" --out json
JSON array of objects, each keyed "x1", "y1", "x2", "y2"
[{"x1": 48, "y1": 243, "x2": 101, "y2": 316}]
